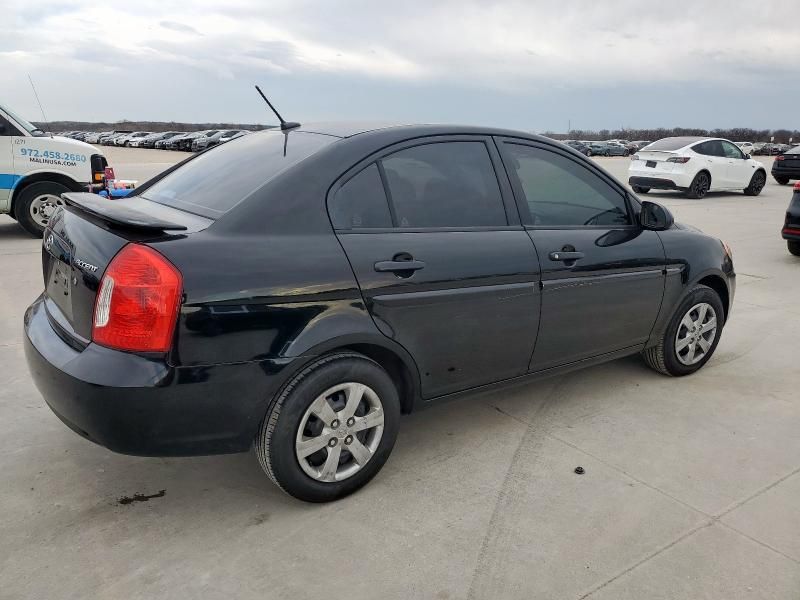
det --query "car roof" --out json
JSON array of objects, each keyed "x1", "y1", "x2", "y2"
[{"x1": 287, "y1": 121, "x2": 547, "y2": 140}]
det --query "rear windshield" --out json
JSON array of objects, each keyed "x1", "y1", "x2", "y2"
[
  {"x1": 786, "y1": 146, "x2": 800, "y2": 155},
  {"x1": 140, "y1": 130, "x2": 335, "y2": 218},
  {"x1": 645, "y1": 137, "x2": 703, "y2": 151}
]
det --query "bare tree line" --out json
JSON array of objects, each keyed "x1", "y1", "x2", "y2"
[{"x1": 544, "y1": 127, "x2": 800, "y2": 143}]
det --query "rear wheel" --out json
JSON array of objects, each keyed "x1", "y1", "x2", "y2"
[
  {"x1": 255, "y1": 352, "x2": 401, "y2": 502},
  {"x1": 642, "y1": 284, "x2": 724, "y2": 376},
  {"x1": 14, "y1": 181, "x2": 71, "y2": 237},
  {"x1": 789, "y1": 241, "x2": 800, "y2": 257},
  {"x1": 774, "y1": 176, "x2": 790, "y2": 185},
  {"x1": 632, "y1": 185, "x2": 650, "y2": 194},
  {"x1": 743, "y1": 171, "x2": 766, "y2": 196},
  {"x1": 686, "y1": 171, "x2": 710, "y2": 199}
]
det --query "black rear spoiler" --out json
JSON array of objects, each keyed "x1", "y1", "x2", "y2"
[{"x1": 61, "y1": 193, "x2": 188, "y2": 231}]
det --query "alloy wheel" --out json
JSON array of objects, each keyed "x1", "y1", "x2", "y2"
[
  {"x1": 675, "y1": 302, "x2": 717, "y2": 365},
  {"x1": 691, "y1": 173, "x2": 710, "y2": 198},
  {"x1": 750, "y1": 172, "x2": 766, "y2": 194},
  {"x1": 295, "y1": 382, "x2": 385, "y2": 483}
]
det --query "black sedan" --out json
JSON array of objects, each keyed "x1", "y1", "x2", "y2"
[
  {"x1": 24, "y1": 123, "x2": 735, "y2": 502},
  {"x1": 783, "y1": 182, "x2": 800, "y2": 256},
  {"x1": 772, "y1": 146, "x2": 800, "y2": 185}
]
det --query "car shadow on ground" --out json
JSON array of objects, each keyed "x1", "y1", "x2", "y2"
[
  {"x1": 0, "y1": 220, "x2": 35, "y2": 241},
  {"x1": 33, "y1": 355, "x2": 656, "y2": 517}
]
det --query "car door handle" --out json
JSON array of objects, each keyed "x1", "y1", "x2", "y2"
[
  {"x1": 549, "y1": 251, "x2": 585, "y2": 262},
  {"x1": 374, "y1": 259, "x2": 426, "y2": 273}
]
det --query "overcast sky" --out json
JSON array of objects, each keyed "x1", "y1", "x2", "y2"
[{"x1": 2, "y1": 1, "x2": 798, "y2": 131}]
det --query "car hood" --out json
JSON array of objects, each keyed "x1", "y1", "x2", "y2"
[{"x1": 673, "y1": 221, "x2": 702, "y2": 232}]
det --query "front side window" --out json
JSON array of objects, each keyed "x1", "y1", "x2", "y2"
[
  {"x1": 502, "y1": 143, "x2": 630, "y2": 227},
  {"x1": 721, "y1": 141, "x2": 744, "y2": 159},
  {"x1": 380, "y1": 142, "x2": 507, "y2": 228}
]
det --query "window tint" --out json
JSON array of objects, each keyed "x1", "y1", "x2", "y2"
[
  {"x1": 721, "y1": 141, "x2": 744, "y2": 159},
  {"x1": 141, "y1": 131, "x2": 334, "y2": 218},
  {"x1": 647, "y1": 137, "x2": 703, "y2": 151},
  {"x1": 693, "y1": 141, "x2": 725, "y2": 157},
  {"x1": 503, "y1": 144, "x2": 630, "y2": 227},
  {"x1": 330, "y1": 164, "x2": 392, "y2": 229},
  {"x1": 381, "y1": 142, "x2": 507, "y2": 228}
]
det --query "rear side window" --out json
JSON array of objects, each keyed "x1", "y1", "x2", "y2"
[
  {"x1": 693, "y1": 141, "x2": 724, "y2": 157},
  {"x1": 330, "y1": 164, "x2": 392, "y2": 229},
  {"x1": 503, "y1": 143, "x2": 630, "y2": 227},
  {"x1": 140, "y1": 131, "x2": 334, "y2": 218},
  {"x1": 381, "y1": 142, "x2": 507, "y2": 228}
]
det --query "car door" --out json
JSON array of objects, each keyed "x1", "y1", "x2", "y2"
[
  {"x1": 0, "y1": 113, "x2": 17, "y2": 210},
  {"x1": 720, "y1": 140, "x2": 755, "y2": 188},
  {"x1": 497, "y1": 138, "x2": 666, "y2": 372},
  {"x1": 328, "y1": 137, "x2": 541, "y2": 398},
  {"x1": 692, "y1": 140, "x2": 728, "y2": 189}
]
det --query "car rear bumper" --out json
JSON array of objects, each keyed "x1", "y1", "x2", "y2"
[
  {"x1": 629, "y1": 176, "x2": 684, "y2": 191},
  {"x1": 771, "y1": 164, "x2": 800, "y2": 180},
  {"x1": 24, "y1": 295, "x2": 302, "y2": 456}
]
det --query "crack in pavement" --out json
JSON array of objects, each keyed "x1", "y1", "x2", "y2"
[{"x1": 466, "y1": 378, "x2": 567, "y2": 600}]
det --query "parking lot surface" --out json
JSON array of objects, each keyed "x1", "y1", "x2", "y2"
[{"x1": 1, "y1": 148, "x2": 798, "y2": 599}]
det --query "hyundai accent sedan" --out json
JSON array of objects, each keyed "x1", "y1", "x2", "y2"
[
  {"x1": 629, "y1": 136, "x2": 766, "y2": 198},
  {"x1": 24, "y1": 123, "x2": 735, "y2": 502}
]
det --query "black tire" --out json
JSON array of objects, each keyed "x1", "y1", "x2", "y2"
[
  {"x1": 642, "y1": 284, "x2": 725, "y2": 376},
  {"x1": 255, "y1": 352, "x2": 401, "y2": 502},
  {"x1": 623, "y1": 150, "x2": 630, "y2": 157},
  {"x1": 14, "y1": 181, "x2": 71, "y2": 237},
  {"x1": 789, "y1": 241, "x2": 800, "y2": 257},
  {"x1": 686, "y1": 171, "x2": 710, "y2": 199},
  {"x1": 604, "y1": 151, "x2": 610, "y2": 157},
  {"x1": 743, "y1": 171, "x2": 766, "y2": 196},
  {"x1": 632, "y1": 185, "x2": 650, "y2": 194},
  {"x1": 774, "y1": 176, "x2": 790, "y2": 185}
]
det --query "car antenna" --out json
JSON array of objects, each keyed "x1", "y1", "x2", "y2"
[
  {"x1": 28, "y1": 74, "x2": 53, "y2": 138},
  {"x1": 254, "y1": 85, "x2": 300, "y2": 131}
]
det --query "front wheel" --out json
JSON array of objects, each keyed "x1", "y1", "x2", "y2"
[
  {"x1": 789, "y1": 241, "x2": 800, "y2": 257},
  {"x1": 14, "y1": 181, "x2": 71, "y2": 237},
  {"x1": 686, "y1": 171, "x2": 710, "y2": 199},
  {"x1": 743, "y1": 171, "x2": 766, "y2": 196},
  {"x1": 642, "y1": 284, "x2": 725, "y2": 376},
  {"x1": 255, "y1": 352, "x2": 401, "y2": 502}
]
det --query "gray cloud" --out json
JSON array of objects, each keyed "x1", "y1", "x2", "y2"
[{"x1": 1, "y1": 0, "x2": 798, "y2": 128}]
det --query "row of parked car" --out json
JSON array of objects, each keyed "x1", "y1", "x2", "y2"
[
  {"x1": 562, "y1": 139, "x2": 653, "y2": 157},
  {"x1": 58, "y1": 129, "x2": 253, "y2": 152}
]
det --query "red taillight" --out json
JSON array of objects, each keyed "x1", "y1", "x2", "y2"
[
  {"x1": 794, "y1": 181, "x2": 800, "y2": 191},
  {"x1": 666, "y1": 156, "x2": 691, "y2": 164},
  {"x1": 775, "y1": 155, "x2": 785, "y2": 161},
  {"x1": 92, "y1": 244, "x2": 182, "y2": 352}
]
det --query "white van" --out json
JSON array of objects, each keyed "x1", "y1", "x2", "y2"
[{"x1": 1, "y1": 103, "x2": 109, "y2": 236}]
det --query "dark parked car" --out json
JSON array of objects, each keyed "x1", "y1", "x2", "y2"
[
  {"x1": 565, "y1": 140, "x2": 590, "y2": 155},
  {"x1": 772, "y1": 146, "x2": 800, "y2": 185},
  {"x1": 139, "y1": 131, "x2": 181, "y2": 149},
  {"x1": 176, "y1": 130, "x2": 217, "y2": 151},
  {"x1": 24, "y1": 123, "x2": 735, "y2": 502},
  {"x1": 783, "y1": 182, "x2": 800, "y2": 256},
  {"x1": 192, "y1": 130, "x2": 242, "y2": 151}
]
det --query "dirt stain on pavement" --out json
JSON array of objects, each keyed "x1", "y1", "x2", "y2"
[{"x1": 118, "y1": 490, "x2": 166, "y2": 505}]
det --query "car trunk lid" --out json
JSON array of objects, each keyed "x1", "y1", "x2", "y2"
[{"x1": 42, "y1": 193, "x2": 210, "y2": 346}]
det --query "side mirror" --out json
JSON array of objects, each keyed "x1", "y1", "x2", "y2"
[{"x1": 640, "y1": 200, "x2": 674, "y2": 231}]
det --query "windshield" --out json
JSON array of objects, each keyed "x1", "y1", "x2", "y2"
[
  {"x1": 140, "y1": 130, "x2": 335, "y2": 219},
  {"x1": 1, "y1": 104, "x2": 46, "y2": 136}
]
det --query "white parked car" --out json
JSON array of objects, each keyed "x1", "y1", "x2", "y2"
[
  {"x1": 0, "y1": 102, "x2": 110, "y2": 236},
  {"x1": 735, "y1": 141, "x2": 754, "y2": 155},
  {"x1": 629, "y1": 137, "x2": 767, "y2": 199}
]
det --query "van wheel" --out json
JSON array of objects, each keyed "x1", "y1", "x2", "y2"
[
  {"x1": 686, "y1": 172, "x2": 710, "y2": 199},
  {"x1": 743, "y1": 171, "x2": 766, "y2": 196},
  {"x1": 15, "y1": 181, "x2": 71, "y2": 237},
  {"x1": 255, "y1": 352, "x2": 401, "y2": 502},
  {"x1": 642, "y1": 284, "x2": 725, "y2": 376},
  {"x1": 789, "y1": 241, "x2": 800, "y2": 256}
]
